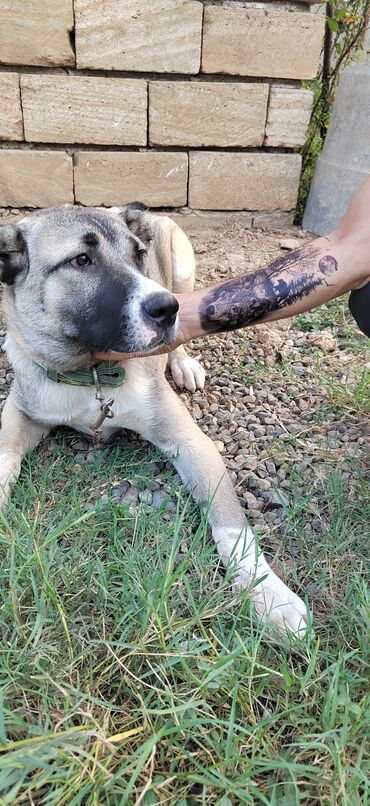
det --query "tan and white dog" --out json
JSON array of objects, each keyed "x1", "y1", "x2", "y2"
[{"x1": 0, "y1": 203, "x2": 308, "y2": 636}]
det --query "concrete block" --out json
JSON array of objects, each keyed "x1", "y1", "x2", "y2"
[
  {"x1": 149, "y1": 80, "x2": 269, "y2": 147},
  {"x1": 75, "y1": 0, "x2": 203, "y2": 73},
  {"x1": 0, "y1": 0, "x2": 74, "y2": 67},
  {"x1": 265, "y1": 86, "x2": 313, "y2": 147},
  {"x1": 202, "y1": 7, "x2": 324, "y2": 79},
  {"x1": 189, "y1": 151, "x2": 301, "y2": 210},
  {"x1": 0, "y1": 150, "x2": 73, "y2": 206},
  {"x1": 21, "y1": 75, "x2": 147, "y2": 146},
  {"x1": 74, "y1": 151, "x2": 188, "y2": 207},
  {"x1": 0, "y1": 73, "x2": 23, "y2": 141},
  {"x1": 303, "y1": 62, "x2": 370, "y2": 234}
]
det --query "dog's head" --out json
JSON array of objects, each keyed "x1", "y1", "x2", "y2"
[{"x1": 0, "y1": 204, "x2": 179, "y2": 369}]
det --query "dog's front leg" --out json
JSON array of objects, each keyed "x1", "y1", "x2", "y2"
[
  {"x1": 144, "y1": 385, "x2": 308, "y2": 637},
  {"x1": 0, "y1": 391, "x2": 49, "y2": 509},
  {"x1": 167, "y1": 220, "x2": 205, "y2": 392}
]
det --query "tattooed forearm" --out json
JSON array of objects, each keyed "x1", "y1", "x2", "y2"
[{"x1": 199, "y1": 246, "x2": 338, "y2": 333}]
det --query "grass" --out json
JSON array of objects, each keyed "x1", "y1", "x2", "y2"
[
  {"x1": 0, "y1": 296, "x2": 369, "y2": 803},
  {"x1": 294, "y1": 296, "x2": 368, "y2": 355},
  {"x1": 0, "y1": 433, "x2": 369, "y2": 804}
]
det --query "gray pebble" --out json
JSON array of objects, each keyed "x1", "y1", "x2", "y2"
[
  {"x1": 146, "y1": 462, "x2": 162, "y2": 476},
  {"x1": 83, "y1": 451, "x2": 96, "y2": 465},
  {"x1": 148, "y1": 480, "x2": 161, "y2": 491},
  {"x1": 286, "y1": 423, "x2": 301, "y2": 435},
  {"x1": 243, "y1": 491, "x2": 261, "y2": 509},
  {"x1": 249, "y1": 425, "x2": 266, "y2": 438},
  {"x1": 262, "y1": 489, "x2": 289, "y2": 508},
  {"x1": 250, "y1": 509, "x2": 263, "y2": 519},
  {"x1": 72, "y1": 440, "x2": 88, "y2": 452},
  {"x1": 151, "y1": 489, "x2": 176, "y2": 512},
  {"x1": 256, "y1": 478, "x2": 271, "y2": 492},
  {"x1": 247, "y1": 473, "x2": 260, "y2": 490},
  {"x1": 112, "y1": 481, "x2": 134, "y2": 503},
  {"x1": 273, "y1": 507, "x2": 287, "y2": 524},
  {"x1": 139, "y1": 489, "x2": 153, "y2": 506}
]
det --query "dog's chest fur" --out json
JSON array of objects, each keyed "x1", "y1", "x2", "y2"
[{"x1": 11, "y1": 353, "x2": 164, "y2": 439}]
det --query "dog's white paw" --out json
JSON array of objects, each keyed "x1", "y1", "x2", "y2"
[
  {"x1": 237, "y1": 568, "x2": 308, "y2": 637},
  {"x1": 252, "y1": 573, "x2": 308, "y2": 637},
  {"x1": 0, "y1": 481, "x2": 10, "y2": 511},
  {"x1": 170, "y1": 353, "x2": 205, "y2": 392},
  {"x1": 0, "y1": 462, "x2": 19, "y2": 511}
]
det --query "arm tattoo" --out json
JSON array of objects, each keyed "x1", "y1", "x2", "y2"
[{"x1": 199, "y1": 246, "x2": 338, "y2": 333}]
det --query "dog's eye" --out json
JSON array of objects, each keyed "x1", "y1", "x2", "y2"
[
  {"x1": 137, "y1": 247, "x2": 147, "y2": 264},
  {"x1": 70, "y1": 254, "x2": 92, "y2": 267}
]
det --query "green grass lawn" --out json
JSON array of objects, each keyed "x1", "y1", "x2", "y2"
[
  {"x1": 0, "y1": 299, "x2": 369, "y2": 804},
  {"x1": 0, "y1": 441, "x2": 369, "y2": 803}
]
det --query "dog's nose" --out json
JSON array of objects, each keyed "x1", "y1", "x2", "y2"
[{"x1": 142, "y1": 292, "x2": 179, "y2": 327}]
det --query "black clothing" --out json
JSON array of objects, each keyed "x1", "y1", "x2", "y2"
[{"x1": 349, "y1": 281, "x2": 370, "y2": 338}]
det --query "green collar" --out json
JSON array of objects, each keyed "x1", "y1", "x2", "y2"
[{"x1": 35, "y1": 361, "x2": 126, "y2": 388}]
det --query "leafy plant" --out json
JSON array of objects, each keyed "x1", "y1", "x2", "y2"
[{"x1": 296, "y1": 0, "x2": 370, "y2": 222}]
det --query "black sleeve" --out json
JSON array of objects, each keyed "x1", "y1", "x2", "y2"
[{"x1": 348, "y1": 280, "x2": 370, "y2": 338}]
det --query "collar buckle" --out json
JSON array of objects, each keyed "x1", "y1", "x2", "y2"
[{"x1": 92, "y1": 396, "x2": 115, "y2": 444}]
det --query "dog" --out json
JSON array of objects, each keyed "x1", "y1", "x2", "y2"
[{"x1": 0, "y1": 203, "x2": 308, "y2": 636}]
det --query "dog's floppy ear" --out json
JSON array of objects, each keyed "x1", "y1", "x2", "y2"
[
  {"x1": 122, "y1": 202, "x2": 152, "y2": 246},
  {"x1": 0, "y1": 224, "x2": 28, "y2": 285}
]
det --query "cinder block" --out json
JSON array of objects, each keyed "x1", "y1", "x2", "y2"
[
  {"x1": 0, "y1": 0, "x2": 74, "y2": 67},
  {"x1": 0, "y1": 73, "x2": 23, "y2": 140},
  {"x1": 0, "y1": 150, "x2": 73, "y2": 207},
  {"x1": 202, "y1": 7, "x2": 324, "y2": 79},
  {"x1": 149, "y1": 81, "x2": 269, "y2": 147},
  {"x1": 265, "y1": 86, "x2": 313, "y2": 147},
  {"x1": 21, "y1": 75, "x2": 147, "y2": 146},
  {"x1": 75, "y1": 0, "x2": 203, "y2": 73},
  {"x1": 188, "y1": 152, "x2": 302, "y2": 211},
  {"x1": 74, "y1": 151, "x2": 188, "y2": 207}
]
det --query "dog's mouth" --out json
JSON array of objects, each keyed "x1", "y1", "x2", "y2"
[
  {"x1": 94, "y1": 319, "x2": 178, "y2": 359},
  {"x1": 90, "y1": 307, "x2": 179, "y2": 358}
]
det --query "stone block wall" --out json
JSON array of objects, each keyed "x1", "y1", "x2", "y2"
[{"x1": 0, "y1": 0, "x2": 324, "y2": 214}]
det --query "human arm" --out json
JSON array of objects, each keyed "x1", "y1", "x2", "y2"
[{"x1": 95, "y1": 175, "x2": 370, "y2": 360}]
